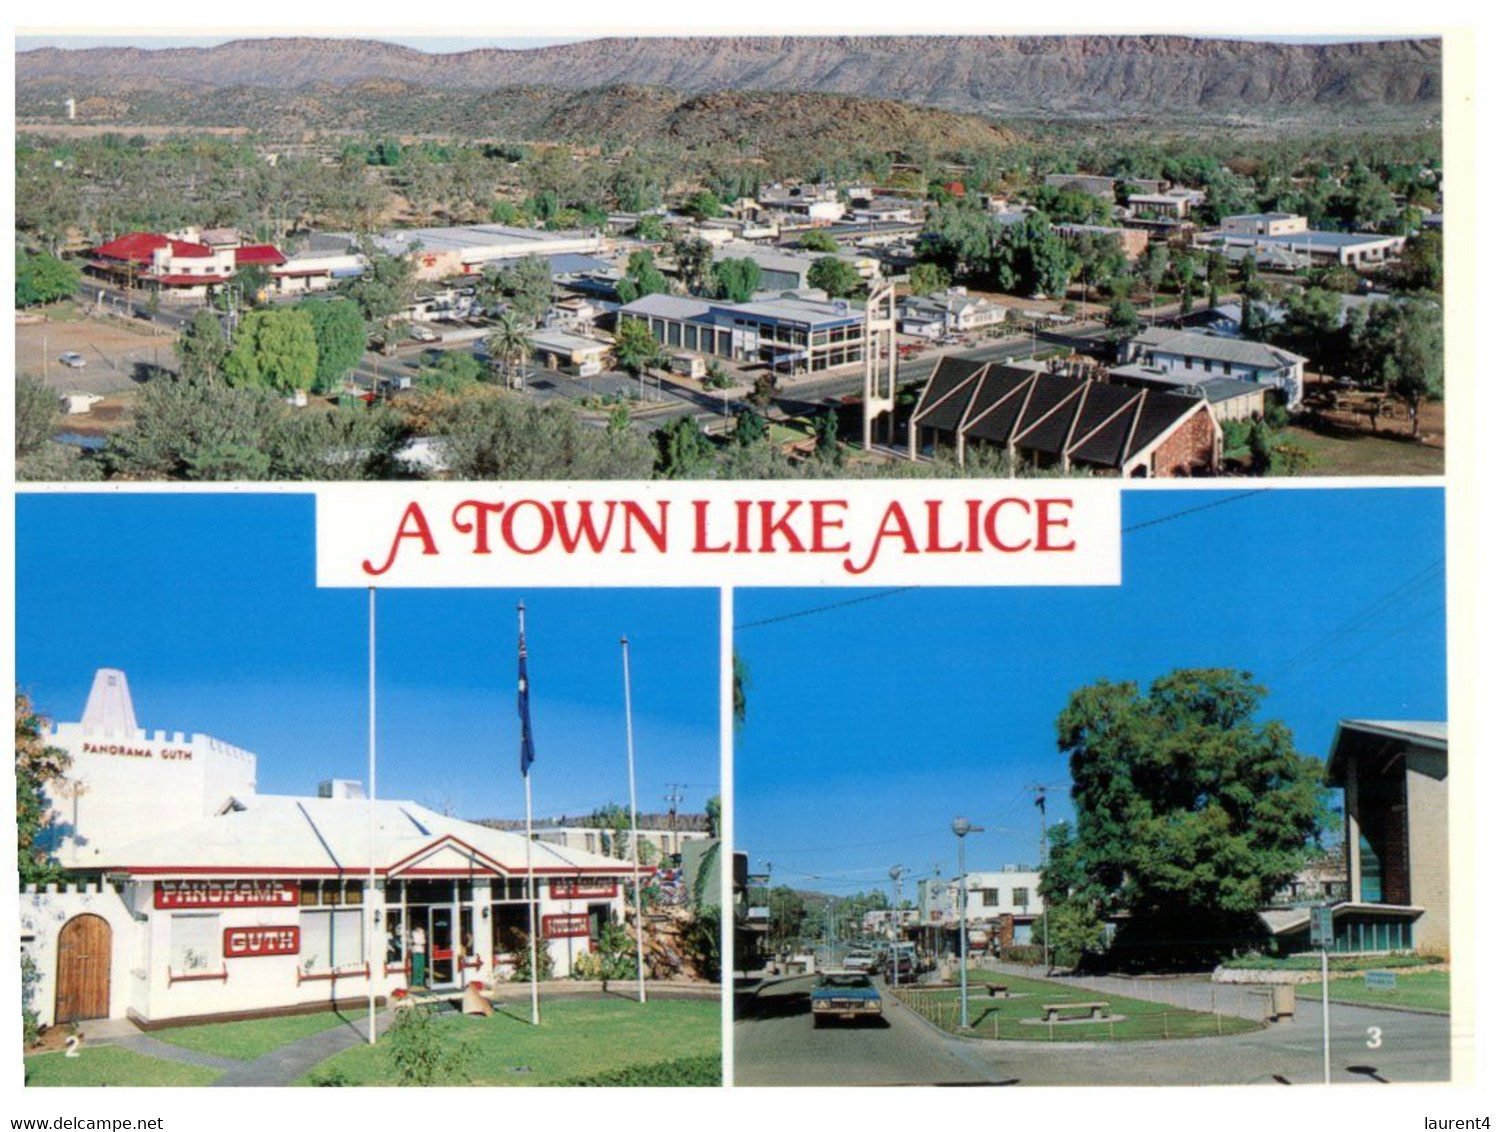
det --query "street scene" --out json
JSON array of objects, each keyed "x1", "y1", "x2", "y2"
[
  {"x1": 732, "y1": 488, "x2": 1451, "y2": 1086},
  {"x1": 15, "y1": 33, "x2": 1444, "y2": 481},
  {"x1": 16, "y1": 494, "x2": 722, "y2": 1086}
]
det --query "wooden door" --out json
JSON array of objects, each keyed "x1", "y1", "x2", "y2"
[{"x1": 55, "y1": 915, "x2": 111, "y2": 1023}]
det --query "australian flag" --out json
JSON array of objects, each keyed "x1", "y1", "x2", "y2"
[{"x1": 518, "y1": 614, "x2": 536, "y2": 776}]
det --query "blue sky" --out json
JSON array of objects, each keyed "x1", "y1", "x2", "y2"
[
  {"x1": 734, "y1": 488, "x2": 1447, "y2": 898},
  {"x1": 15, "y1": 493, "x2": 719, "y2": 822}
]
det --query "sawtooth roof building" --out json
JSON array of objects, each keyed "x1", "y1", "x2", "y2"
[{"x1": 908, "y1": 358, "x2": 1222, "y2": 477}]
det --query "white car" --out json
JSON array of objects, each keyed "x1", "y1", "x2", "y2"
[
  {"x1": 59, "y1": 352, "x2": 86, "y2": 369},
  {"x1": 409, "y1": 325, "x2": 438, "y2": 342}
]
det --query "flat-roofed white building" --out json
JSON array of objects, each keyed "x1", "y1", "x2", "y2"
[{"x1": 369, "y1": 224, "x2": 605, "y2": 281}]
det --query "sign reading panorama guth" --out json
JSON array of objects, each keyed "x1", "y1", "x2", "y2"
[
  {"x1": 154, "y1": 880, "x2": 299, "y2": 910},
  {"x1": 315, "y1": 482, "x2": 1122, "y2": 588}
]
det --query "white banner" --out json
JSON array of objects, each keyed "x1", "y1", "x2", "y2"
[{"x1": 315, "y1": 481, "x2": 1122, "y2": 588}]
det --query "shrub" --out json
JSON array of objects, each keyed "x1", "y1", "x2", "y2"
[
  {"x1": 554, "y1": 1054, "x2": 721, "y2": 1087},
  {"x1": 382, "y1": 1004, "x2": 471, "y2": 1086}
]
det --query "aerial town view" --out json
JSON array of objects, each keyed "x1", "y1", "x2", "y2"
[
  {"x1": 15, "y1": 493, "x2": 723, "y2": 1086},
  {"x1": 733, "y1": 489, "x2": 1451, "y2": 1086},
  {"x1": 14, "y1": 33, "x2": 1445, "y2": 481}
]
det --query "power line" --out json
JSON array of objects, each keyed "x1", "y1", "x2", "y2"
[{"x1": 734, "y1": 490, "x2": 1271, "y2": 631}]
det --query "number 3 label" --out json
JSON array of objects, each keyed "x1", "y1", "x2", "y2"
[{"x1": 1366, "y1": 1027, "x2": 1383, "y2": 1049}]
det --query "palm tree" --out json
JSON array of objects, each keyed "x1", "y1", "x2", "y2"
[{"x1": 484, "y1": 312, "x2": 531, "y2": 391}]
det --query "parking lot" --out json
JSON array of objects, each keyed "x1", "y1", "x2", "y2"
[{"x1": 17, "y1": 308, "x2": 177, "y2": 397}]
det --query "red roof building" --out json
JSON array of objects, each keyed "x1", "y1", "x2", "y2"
[{"x1": 87, "y1": 230, "x2": 284, "y2": 296}]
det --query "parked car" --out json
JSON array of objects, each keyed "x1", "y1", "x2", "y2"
[
  {"x1": 59, "y1": 352, "x2": 86, "y2": 369},
  {"x1": 409, "y1": 325, "x2": 438, "y2": 342},
  {"x1": 811, "y1": 972, "x2": 883, "y2": 1026}
]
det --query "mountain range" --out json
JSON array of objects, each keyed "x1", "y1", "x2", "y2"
[{"x1": 17, "y1": 35, "x2": 1442, "y2": 122}]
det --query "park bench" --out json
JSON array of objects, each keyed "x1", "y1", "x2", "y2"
[
  {"x1": 984, "y1": 984, "x2": 1011, "y2": 999},
  {"x1": 1041, "y1": 1000, "x2": 1109, "y2": 1023}
]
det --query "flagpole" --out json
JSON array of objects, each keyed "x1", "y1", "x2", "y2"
[
  {"x1": 367, "y1": 586, "x2": 378, "y2": 1045},
  {"x1": 519, "y1": 601, "x2": 541, "y2": 1027},
  {"x1": 621, "y1": 636, "x2": 647, "y2": 1005}
]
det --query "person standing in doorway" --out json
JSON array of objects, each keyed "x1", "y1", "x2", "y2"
[{"x1": 410, "y1": 922, "x2": 428, "y2": 988}]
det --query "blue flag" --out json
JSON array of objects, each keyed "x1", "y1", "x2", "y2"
[{"x1": 518, "y1": 622, "x2": 536, "y2": 776}]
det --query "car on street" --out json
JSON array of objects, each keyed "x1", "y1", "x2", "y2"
[
  {"x1": 841, "y1": 949, "x2": 878, "y2": 974},
  {"x1": 59, "y1": 352, "x2": 86, "y2": 368},
  {"x1": 811, "y1": 972, "x2": 883, "y2": 1026}
]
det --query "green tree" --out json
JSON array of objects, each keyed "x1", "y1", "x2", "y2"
[
  {"x1": 1389, "y1": 230, "x2": 1442, "y2": 294},
  {"x1": 484, "y1": 311, "x2": 532, "y2": 389},
  {"x1": 265, "y1": 404, "x2": 407, "y2": 480},
  {"x1": 15, "y1": 692, "x2": 71, "y2": 886},
  {"x1": 15, "y1": 376, "x2": 59, "y2": 461},
  {"x1": 174, "y1": 309, "x2": 229, "y2": 382},
  {"x1": 615, "y1": 250, "x2": 670, "y2": 305},
  {"x1": 812, "y1": 408, "x2": 842, "y2": 465},
  {"x1": 798, "y1": 230, "x2": 840, "y2": 253},
  {"x1": 1357, "y1": 300, "x2": 1443, "y2": 435},
  {"x1": 583, "y1": 803, "x2": 633, "y2": 858},
  {"x1": 224, "y1": 308, "x2": 320, "y2": 394},
  {"x1": 493, "y1": 254, "x2": 554, "y2": 326},
  {"x1": 339, "y1": 239, "x2": 418, "y2": 331},
  {"x1": 767, "y1": 886, "x2": 808, "y2": 955},
  {"x1": 298, "y1": 298, "x2": 366, "y2": 395},
  {"x1": 16, "y1": 251, "x2": 80, "y2": 308},
  {"x1": 631, "y1": 214, "x2": 667, "y2": 241},
  {"x1": 613, "y1": 318, "x2": 664, "y2": 377},
  {"x1": 669, "y1": 235, "x2": 714, "y2": 297},
  {"x1": 712, "y1": 257, "x2": 762, "y2": 303},
  {"x1": 681, "y1": 190, "x2": 723, "y2": 221},
  {"x1": 653, "y1": 416, "x2": 715, "y2": 479},
  {"x1": 105, "y1": 373, "x2": 283, "y2": 481},
  {"x1": 733, "y1": 410, "x2": 769, "y2": 447},
  {"x1": 416, "y1": 350, "x2": 486, "y2": 393},
  {"x1": 1205, "y1": 251, "x2": 1230, "y2": 310},
  {"x1": 1050, "y1": 668, "x2": 1327, "y2": 964},
  {"x1": 705, "y1": 795, "x2": 722, "y2": 839},
  {"x1": 1105, "y1": 296, "x2": 1139, "y2": 335},
  {"x1": 907, "y1": 262, "x2": 951, "y2": 297},
  {"x1": 808, "y1": 256, "x2": 860, "y2": 299},
  {"x1": 429, "y1": 390, "x2": 655, "y2": 480}
]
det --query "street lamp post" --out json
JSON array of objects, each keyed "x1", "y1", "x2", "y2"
[
  {"x1": 888, "y1": 864, "x2": 905, "y2": 987},
  {"x1": 952, "y1": 817, "x2": 983, "y2": 1029}
]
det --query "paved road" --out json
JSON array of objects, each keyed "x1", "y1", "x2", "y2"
[
  {"x1": 735, "y1": 971, "x2": 1452, "y2": 1087},
  {"x1": 734, "y1": 975, "x2": 1009, "y2": 1086}
]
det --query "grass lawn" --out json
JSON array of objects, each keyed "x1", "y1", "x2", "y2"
[
  {"x1": 1295, "y1": 970, "x2": 1449, "y2": 1013},
  {"x1": 24, "y1": 1045, "x2": 221, "y2": 1087},
  {"x1": 893, "y1": 968, "x2": 1261, "y2": 1042},
  {"x1": 298, "y1": 997, "x2": 721, "y2": 1086},
  {"x1": 1282, "y1": 425, "x2": 1444, "y2": 477},
  {"x1": 151, "y1": 1009, "x2": 355, "y2": 1060}
]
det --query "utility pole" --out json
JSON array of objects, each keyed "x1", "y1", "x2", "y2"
[
  {"x1": 664, "y1": 783, "x2": 686, "y2": 858},
  {"x1": 888, "y1": 865, "x2": 906, "y2": 986},
  {"x1": 1029, "y1": 785, "x2": 1056, "y2": 974}
]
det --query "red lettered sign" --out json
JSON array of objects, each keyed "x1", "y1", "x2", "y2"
[
  {"x1": 549, "y1": 878, "x2": 618, "y2": 900},
  {"x1": 542, "y1": 914, "x2": 590, "y2": 939},
  {"x1": 155, "y1": 880, "x2": 299, "y2": 910},
  {"x1": 224, "y1": 926, "x2": 300, "y2": 958}
]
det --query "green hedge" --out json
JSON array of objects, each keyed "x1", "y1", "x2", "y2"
[
  {"x1": 1221, "y1": 952, "x2": 1433, "y2": 972},
  {"x1": 554, "y1": 1054, "x2": 722, "y2": 1087}
]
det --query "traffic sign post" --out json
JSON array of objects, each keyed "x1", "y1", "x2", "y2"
[{"x1": 1310, "y1": 906, "x2": 1334, "y2": 1085}]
